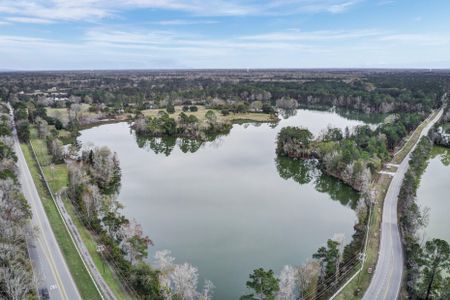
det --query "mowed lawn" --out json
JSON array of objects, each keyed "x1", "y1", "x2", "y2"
[{"x1": 46, "y1": 103, "x2": 93, "y2": 125}]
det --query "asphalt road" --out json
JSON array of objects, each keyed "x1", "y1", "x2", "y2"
[
  {"x1": 363, "y1": 107, "x2": 444, "y2": 300},
  {"x1": 10, "y1": 105, "x2": 81, "y2": 300}
]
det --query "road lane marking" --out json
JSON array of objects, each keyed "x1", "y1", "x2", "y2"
[
  {"x1": 17, "y1": 142, "x2": 70, "y2": 300},
  {"x1": 362, "y1": 107, "x2": 445, "y2": 300},
  {"x1": 28, "y1": 181, "x2": 69, "y2": 300},
  {"x1": 383, "y1": 224, "x2": 395, "y2": 300}
]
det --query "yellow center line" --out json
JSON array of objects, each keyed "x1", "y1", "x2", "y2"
[
  {"x1": 382, "y1": 184, "x2": 395, "y2": 300},
  {"x1": 20, "y1": 144, "x2": 70, "y2": 300},
  {"x1": 383, "y1": 229, "x2": 395, "y2": 300},
  {"x1": 36, "y1": 234, "x2": 69, "y2": 299}
]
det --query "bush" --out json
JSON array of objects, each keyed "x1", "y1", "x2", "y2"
[
  {"x1": 166, "y1": 104, "x2": 175, "y2": 114},
  {"x1": 262, "y1": 104, "x2": 275, "y2": 114},
  {"x1": 16, "y1": 120, "x2": 30, "y2": 142},
  {"x1": 189, "y1": 106, "x2": 198, "y2": 112}
]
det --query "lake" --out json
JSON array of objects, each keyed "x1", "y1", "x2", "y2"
[
  {"x1": 78, "y1": 109, "x2": 377, "y2": 299},
  {"x1": 416, "y1": 146, "x2": 450, "y2": 243}
]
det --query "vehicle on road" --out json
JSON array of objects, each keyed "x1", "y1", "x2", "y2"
[{"x1": 39, "y1": 288, "x2": 50, "y2": 300}]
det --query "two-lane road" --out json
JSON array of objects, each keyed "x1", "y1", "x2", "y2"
[
  {"x1": 10, "y1": 104, "x2": 81, "y2": 300},
  {"x1": 363, "y1": 107, "x2": 444, "y2": 300}
]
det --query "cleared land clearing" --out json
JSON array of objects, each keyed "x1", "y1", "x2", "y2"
[{"x1": 46, "y1": 104, "x2": 92, "y2": 125}]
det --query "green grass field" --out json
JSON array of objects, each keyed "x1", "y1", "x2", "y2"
[
  {"x1": 28, "y1": 129, "x2": 131, "y2": 299},
  {"x1": 46, "y1": 104, "x2": 92, "y2": 125},
  {"x1": 141, "y1": 105, "x2": 277, "y2": 123}
]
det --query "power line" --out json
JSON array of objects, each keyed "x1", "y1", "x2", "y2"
[{"x1": 31, "y1": 142, "x2": 142, "y2": 299}]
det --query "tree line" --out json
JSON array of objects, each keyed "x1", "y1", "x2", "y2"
[
  {"x1": 133, "y1": 110, "x2": 231, "y2": 141},
  {"x1": 1, "y1": 71, "x2": 447, "y2": 120},
  {"x1": 399, "y1": 136, "x2": 450, "y2": 299},
  {"x1": 0, "y1": 103, "x2": 35, "y2": 299}
]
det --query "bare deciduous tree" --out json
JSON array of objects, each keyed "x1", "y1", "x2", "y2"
[
  {"x1": 171, "y1": 263, "x2": 199, "y2": 300},
  {"x1": 277, "y1": 265, "x2": 297, "y2": 300}
]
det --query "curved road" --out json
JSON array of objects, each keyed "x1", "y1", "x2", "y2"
[
  {"x1": 363, "y1": 107, "x2": 444, "y2": 300},
  {"x1": 9, "y1": 104, "x2": 81, "y2": 300}
]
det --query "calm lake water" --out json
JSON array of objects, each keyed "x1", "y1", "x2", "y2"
[
  {"x1": 78, "y1": 109, "x2": 376, "y2": 299},
  {"x1": 416, "y1": 146, "x2": 450, "y2": 243}
]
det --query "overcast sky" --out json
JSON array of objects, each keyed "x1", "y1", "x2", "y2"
[{"x1": 1, "y1": 0, "x2": 449, "y2": 70}]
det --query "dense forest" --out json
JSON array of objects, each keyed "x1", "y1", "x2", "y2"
[{"x1": 0, "y1": 70, "x2": 448, "y2": 116}]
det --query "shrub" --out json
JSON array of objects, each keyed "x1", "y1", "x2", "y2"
[{"x1": 166, "y1": 104, "x2": 175, "y2": 114}]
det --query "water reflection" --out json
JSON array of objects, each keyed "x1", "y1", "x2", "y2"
[
  {"x1": 276, "y1": 156, "x2": 319, "y2": 185},
  {"x1": 135, "y1": 124, "x2": 264, "y2": 156},
  {"x1": 134, "y1": 108, "x2": 383, "y2": 157},
  {"x1": 278, "y1": 107, "x2": 385, "y2": 124},
  {"x1": 276, "y1": 156, "x2": 360, "y2": 209},
  {"x1": 279, "y1": 109, "x2": 298, "y2": 119},
  {"x1": 78, "y1": 108, "x2": 370, "y2": 300},
  {"x1": 335, "y1": 108, "x2": 386, "y2": 124},
  {"x1": 416, "y1": 146, "x2": 450, "y2": 243},
  {"x1": 136, "y1": 136, "x2": 177, "y2": 156}
]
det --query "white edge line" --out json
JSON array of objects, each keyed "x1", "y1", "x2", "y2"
[{"x1": 29, "y1": 141, "x2": 106, "y2": 300}]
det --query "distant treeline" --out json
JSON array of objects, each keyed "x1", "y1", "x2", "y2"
[{"x1": 1, "y1": 71, "x2": 448, "y2": 115}]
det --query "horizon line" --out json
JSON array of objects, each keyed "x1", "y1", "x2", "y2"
[{"x1": 1, "y1": 67, "x2": 449, "y2": 73}]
